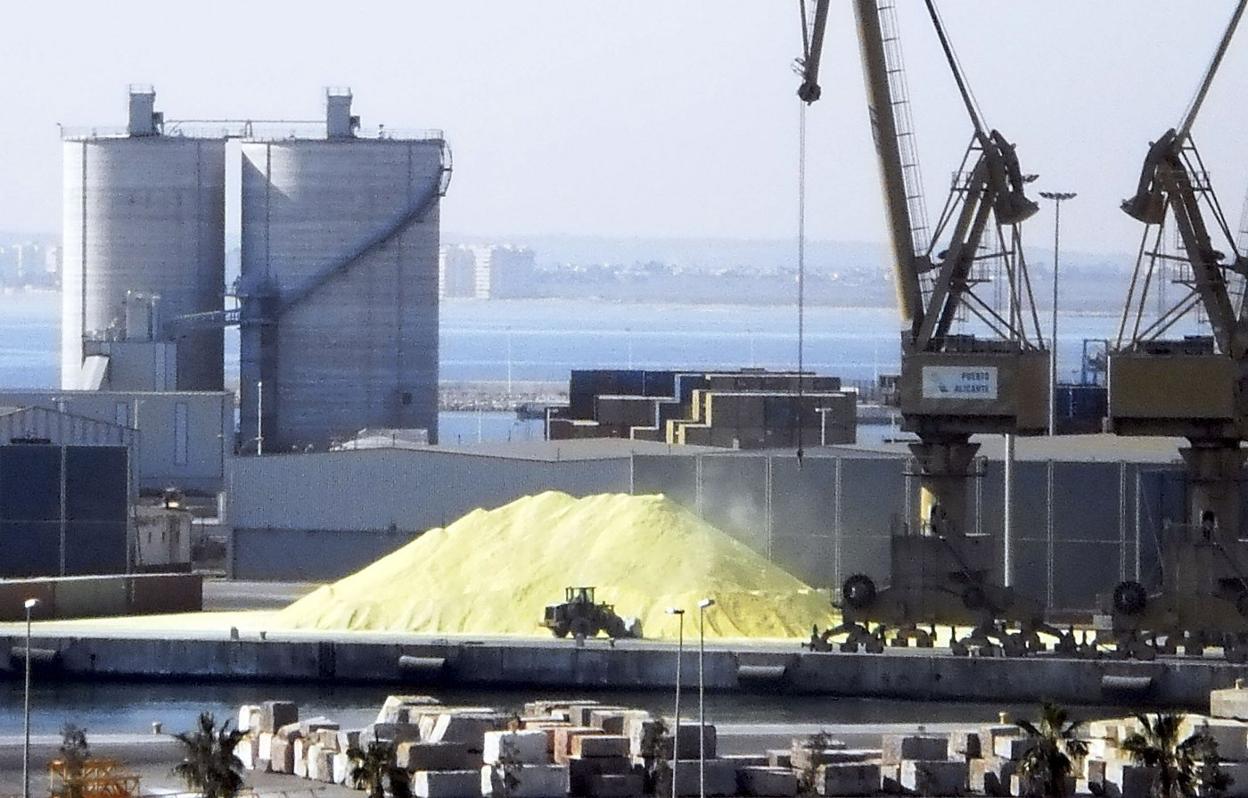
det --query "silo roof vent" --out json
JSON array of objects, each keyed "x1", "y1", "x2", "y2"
[
  {"x1": 127, "y1": 84, "x2": 161, "y2": 137},
  {"x1": 325, "y1": 87, "x2": 358, "y2": 139}
]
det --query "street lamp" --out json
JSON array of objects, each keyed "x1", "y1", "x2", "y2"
[
  {"x1": 665, "y1": 607, "x2": 685, "y2": 798},
  {"x1": 696, "y1": 598, "x2": 715, "y2": 798},
  {"x1": 23, "y1": 597, "x2": 40, "y2": 798},
  {"x1": 1039, "y1": 190, "x2": 1077, "y2": 436}
]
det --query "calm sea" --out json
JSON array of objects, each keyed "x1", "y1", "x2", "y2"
[{"x1": 0, "y1": 291, "x2": 1128, "y2": 441}]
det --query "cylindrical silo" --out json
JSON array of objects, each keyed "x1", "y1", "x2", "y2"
[
  {"x1": 238, "y1": 94, "x2": 447, "y2": 451},
  {"x1": 61, "y1": 89, "x2": 226, "y2": 391}
]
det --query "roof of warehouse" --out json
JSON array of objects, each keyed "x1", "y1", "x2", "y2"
[
  {"x1": 840, "y1": 433, "x2": 1191, "y2": 464},
  {"x1": 426, "y1": 437, "x2": 721, "y2": 461}
]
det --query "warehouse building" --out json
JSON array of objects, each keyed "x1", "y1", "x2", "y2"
[
  {"x1": 0, "y1": 390, "x2": 229, "y2": 493},
  {"x1": 549, "y1": 368, "x2": 856, "y2": 448},
  {"x1": 227, "y1": 434, "x2": 1190, "y2": 615},
  {"x1": 0, "y1": 405, "x2": 135, "y2": 578}
]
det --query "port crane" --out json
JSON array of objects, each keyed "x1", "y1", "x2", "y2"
[
  {"x1": 1106, "y1": 0, "x2": 1248, "y2": 660},
  {"x1": 798, "y1": 0, "x2": 1059, "y2": 655}
]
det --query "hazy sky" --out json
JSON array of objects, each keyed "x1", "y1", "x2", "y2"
[{"x1": 6, "y1": 1, "x2": 1247, "y2": 257}]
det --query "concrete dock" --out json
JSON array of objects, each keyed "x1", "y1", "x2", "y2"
[{"x1": 1, "y1": 627, "x2": 1241, "y2": 707}]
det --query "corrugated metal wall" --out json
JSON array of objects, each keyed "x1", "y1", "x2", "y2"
[
  {"x1": 229, "y1": 449, "x2": 630, "y2": 580},
  {"x1": 633, "y1": 452, "x2": 1186, "y2": 613}
]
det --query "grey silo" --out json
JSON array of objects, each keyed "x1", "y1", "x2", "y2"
[
  {"x1": 61, "y1": 88, "x2": 226, "y2": 391},
  {"x1": 238, "y1": 91, "x2": 449, "y2": 452}
]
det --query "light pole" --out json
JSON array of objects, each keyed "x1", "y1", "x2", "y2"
[
  {"x1": 1039, "y1": 191, "x2": 1077, "y2": 436},
  {"x1": 666, "y1": 607, "x2": 685, "y2": 798},
  {"x1": 23, "y1": 597, "x2": 40, "y2": 798},
  {"x1": 697, "y1": 598, "x2": 715, "y2": 798}
]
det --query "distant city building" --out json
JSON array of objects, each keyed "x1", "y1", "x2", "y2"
[
  {"x1": 438, "y1": 244, "x2": 537, "y2": 299},
  {"x1": 0, "y1": 241, "x2": 58, "y2": 288},
  {"x1": 473, "y1": 244, "x2": 536, "y2": 299},
  {"x1": 438, "y1": 244, "x2": 476, "y2": 298}
]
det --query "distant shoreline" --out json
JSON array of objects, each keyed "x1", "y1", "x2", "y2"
[{"x1": 0, "y1": 287, "x2": 1122, "y2": 318}]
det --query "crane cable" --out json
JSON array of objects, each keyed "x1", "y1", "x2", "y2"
[{"x1": 796, "y1": 99, "x2": 808, "y2": 465}]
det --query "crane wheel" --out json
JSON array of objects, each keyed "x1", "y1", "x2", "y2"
[
  {"x1": 1112, "y1": 581, "x2": 1148, "y2": 616},
  {"x1": 841, "y1": 574, "x2": 877, "y2": 610}
]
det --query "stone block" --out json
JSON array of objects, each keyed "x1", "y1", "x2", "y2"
[
  {"x1": 573, "y1": 735, "x2": 630, "y2": 759},
  {"x1": 293, "y1": 738, "x2": 308, "y2": 778},
  {"x1": 414, "y1": 769, "x2": 483, "y2": 798},
  {"x1": 314, "y1": 729, "x2": 341, "y2": 751},
  {"x1": 816, "y1": 763, "x2": 880, "y2": 797},
  {"x1": 1010, "y1": 774, "x2": 1074, "y2": 797},
  {"x1": 377, "y1": 695, "x2": 441, "y2": 724},
  {"x1": 259, "y1": 700, "x2": 299, "y2": 734},
  {"x1": 656, "y1": 759, "x2": 739, "y2": 797},
  {"x1": 879, "y1": 763, "x2": 902, "y2": 794},
  {"x1": 305, "y1": 743, "x2": 325, "y2": 781},
  {"x1": 1085, "y1": 738, "x2": 1119, "y2": 760},
  {"x1": 275, "y1": 722, "x2": 303, "y2": 743},
  {"x1": 883, "y1": 735, "x2": 948, "y2": 764},
  {"x1": 588, "y1": 773, "x2": 644, "y2": 797},
  {"x1": 332, "y1": 752, "x2": 351, "y2": 786},
  {"x1": 484, "y1": 730, "x2": 550, "y2": 765},
  {"x1": 1084, "y1": 758, "x2": 1106, "y2": 785},
  {"x1": 573, "y1": 704, "x2": 620, "y2": 726},
  {"x1": 791, "y1": 745, "x2": 855, "y2": 772},
  {"x1": 300, "y1": 716, "x2": 340, "y2": 735},
  {"x1": 1218, "y1": 762, "x2": 1248, "y2": 797},
  {"x1": 739, "y1": 766, "x2": 798, "y2": 797},
  {"x1": 1212, "y1": 687, "x2": 1248, "y2": 721},
  {"x1": 994, "y1": 736, "x2": 1036, "y2": 761},
  {"x1": 428, "y1": 713, "x2": 509, "y2": 751},
  {"x1": 899, "y1": 759, "x2": 967, "y2": 796},
  {"x1": 257, "y1": 733, "x2": 273, "y2": 769},
  {"x1": 981, "y1": 725, "x2": 1022, "y2": 752},
  {"x1": 591, "y1": 709, "x2": 649, "y2": 735},
  {"x1": 369, "y1": 722, "x2": 422, "y2": 744},
  {"x1": 555, "y1": 727, "x2": 606, "y2": 764},
  {"x1": 482, "y1": 763, "x2": 570, "y2": 798},
  {"x1": 1183, "y1": 717, "x2": 1248, "y2": 761},
  {"x1": 949, "y1": 730, "x2": 982, "y2": 759},
  {"x1": 316, "y1": 748, "x2": 337, "y2": 784},
  {"x1": 397, "y1": 741, "x2": 475, "y2": 772},
  {"x1": 658, "y1": 723, "x2": 717, "y2": 760},
  {"x1": 1105, "y1": 763, "x2": 1156, "y2": 798},
  {"x1": 1087, "y1": 720, "x2": 1124, "y2": 743},
  {"x1": 722, "y1": 753, "x2": 769, "y2": 767},
  {"x1": 234, "y1": 736, "x2": 258, "y2": 770},
  {"x1": 237, "y1": 704, "x2": 261, "y2": 735},
  {"x1": 626, "y1": 718, "x2": 665, "y2": 758},
  {"x1": 568, "y1": 756, "x2": 633, "y2": 794},
  {"x1": 767, "y1": 749, "x2": 793, "y2": 769},
  {"x1": 969, "y1": 757, "x2": 1016, "y2": 796},
  {"x1": 335, "y1": 729, "x2": 362, "y2": 753},
  {"x1": 270, "y1": 737, "x2": 294, "y2": 774}
]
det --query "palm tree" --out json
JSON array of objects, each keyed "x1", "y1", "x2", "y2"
[
  {"x1": 1120, "y1": 713, "x2": 1230, "y2": 798},
  {"x1": 53, "y1": 724, "x2": 91, "y2": 798},
  {"x1": 171, "y1": 712, "x2": 246, "y2": 798},
  {"x1": 1015, "y1": 702, "x2": 1089, "y2": 798},
  {"x1": 348, "y1": 737, "x2": 401, "y2": 798}
]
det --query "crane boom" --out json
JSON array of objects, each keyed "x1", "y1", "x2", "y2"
[{"x1": 850, "y1": 0, "x2": 925, "y2": 329}]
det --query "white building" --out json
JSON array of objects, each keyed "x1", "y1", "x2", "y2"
[
  {"x1": 438, "y1": 244, "x2": 476, "y2": 298},
  {"x1": 471, "y1": 244, "x2": 535, "y2": 299}
]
